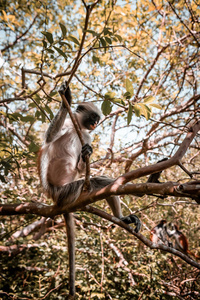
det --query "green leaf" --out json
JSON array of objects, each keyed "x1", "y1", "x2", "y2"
[
  {"x1": 92, "y1": 55, "x2": 100, "y2": 64},
  {"x1": 85, "y1": 29, "x2": 98, "y2": 36},
  {"x1": 138, "y1": 103, "x2": 151, "y2": 120},
  {"x1": 42, "y1": 40, "x2": 47, "y2": 48},
  {"x1": 105, "y1": 36, "x2": 112, "y2": 44},
  {"x1": 133, "y1": 104, "x2": 142, "y2": 117},
  {"x1": 105, "y1": 91, "x2": 116, "y2": 100},
  {"x1": 127, "y1": 103, "x2": 133, "y2": 125},
  {"x1": 149, "y1": 103, "x2": 162, "y2": 109},
  {"x1": 29, "y1": 142, "x2": 40, "y2": 153},
  {"x1": 44, "y1": 105, "x2": 54, "y2": 120},
  {"x1": 124, "y1": 91, "x2": 131, "y2": 99},
  {"x1": 143, "y1": 96, "x2": 156, "y2": 103},
  {"x1": 125, "y1": 78, "x2": 134, "y2": 97},
  {"x1": 103, "y1": 27, "x2": 112, "y2": 36},
  {"x1": 59, "y1": 41, "x2": 72, "y2": 49},
  {"x1": 9, "y1": 112, "x2": 22, "y2": 121},
  {"x1": 49, "y1": 91, "x2": 57, "y2": 97},
  {"x1": 53, "y1": 46, "x2": 68, "y2": 60},
  {"x1": 46, "y1": 48, "x2": 54, "y2": 54},
  {"x1": 100, "y1": 37, "x2": 107, "y2": 47},
  {"x1": 68, "y1": 35, "x2": 80, "y2": 45},
  {"x1": 101, "y1": 100, "x2": 112, "y2": 116},
  {"x1": 59, "y1": 23, "x2": 67, "y2": 37},
  {"x1": 114, "y1": 34, "x2": 122, "y2": 42},
  {"x1": 21, "y1": 115, "x2": 35, "y2": 123},
  {"x1": 41, "y1": 31, "x2": 54, "y2": 44},
  {"x1": 113, "y1": 98, "x2": 125, "y2": 106}
]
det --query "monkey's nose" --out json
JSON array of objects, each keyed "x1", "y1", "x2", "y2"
[
  {"x1": 90, "y1": 121, "x2": 98, "y2": 130},
  {"x1": 90, "y1": 124, "x2": 97, "y2": 130}
]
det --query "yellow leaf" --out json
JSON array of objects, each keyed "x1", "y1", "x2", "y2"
[
  {"x1": 2, "y1": 10, "x2": 7, "y2": 21},
  {"x1": 7, "y1": 24, "x2": 15, "y2": 31}
]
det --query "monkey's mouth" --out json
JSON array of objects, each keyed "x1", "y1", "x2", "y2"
[{"x1": 90, "y1": 123, "x2": 97, "y2": 130}]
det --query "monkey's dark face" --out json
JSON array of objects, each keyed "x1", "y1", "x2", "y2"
[
  {"x1": 82, "y1": 111, "x2": 100, "y2": 130},
  {"x1": 76, "y1": 103, "x2": 100, "y2": 130}
]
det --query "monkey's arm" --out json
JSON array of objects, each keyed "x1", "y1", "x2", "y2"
[
  {"x1": 45, "y1": 107, "x2": 68, "y2": 143},
  {"x1": 45, "y1": 86, "x2": 72, "y2": 143}
]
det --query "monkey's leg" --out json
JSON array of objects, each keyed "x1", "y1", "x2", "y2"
[
  {"x1": 64, "y1": 213, "x2": 75, "y2": 298},
  {"x1": 107, "y1": 196, "x2": 142, "y2": 233}
]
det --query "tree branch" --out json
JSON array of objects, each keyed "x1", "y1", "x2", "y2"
[
  {"x1": 83, "y1": 205, "x2": 200, "y2": 269},
  {"x1": 116, "y1": 121, "x2": 200, "y2": 185},
  {"x1": 1, "y1": 14, "x2": 38, "y2": 53}
]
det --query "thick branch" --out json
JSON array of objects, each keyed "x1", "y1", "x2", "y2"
[
  {"x1": 1, "y1": 181, "x2": 199, "y2": 217},
  {"x1": 1, "y1": 122, "x2": 199, "y2": 215}
]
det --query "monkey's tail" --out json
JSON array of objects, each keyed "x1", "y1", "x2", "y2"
[
  {"x1": 64, "y1": 213, "x2": 76, "y2": 297},
  {"x1": 49, "y1": 176, "x2": 114, "y2": 206}
]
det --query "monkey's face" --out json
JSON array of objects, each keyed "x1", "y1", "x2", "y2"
[
  {"x1": 82, "y1": 111, "x2": 100, "y2": 130},
  {"x1": 168, "y1": 222, "x2": 175, "y2": 231},
  {"x1": 76, "y1": 103, "x2": 101, "y2": 131}
]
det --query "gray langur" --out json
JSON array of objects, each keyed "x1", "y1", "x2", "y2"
[
  {"x1": 38, "y1": 83, "x2": 141, "y2": 232},
  {"x1": 38, "y1": 84, "x2": 141, "y2": 297},
  {"x1": 37, "y1": 83, "x2": 141, "y2": 297}
]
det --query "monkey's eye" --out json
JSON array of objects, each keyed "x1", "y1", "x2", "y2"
[{"x1": 90, "y1": 113, "x2": 100, "y2": 123}]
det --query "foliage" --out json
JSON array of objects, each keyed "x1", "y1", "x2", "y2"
[{"x1": 0, "y1": 0, "x2": 200, "y2": 299}]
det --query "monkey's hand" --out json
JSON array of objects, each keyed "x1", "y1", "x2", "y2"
[
  {"x1": 120, "y1": 214, "x2": 142, "y2": 233},
  {"x1": 58, "y1": 82, "x2": 72, "y2": 107},
  {"x1": 81, "y1": 144, "x2": 93, "y2": 162}
]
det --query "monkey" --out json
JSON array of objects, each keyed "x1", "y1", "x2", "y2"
[
  {"x1": 166, "y1": 223, "x2": 200, "y2": 259},
  {"x1": 150, "y1": 220, "x2": 170, "y2": 246},
  {"x1": 38, "y1": 83, "x2": 142, "y2": 297},
  {"x1": 38, "y1": 83, "x2": 141, "y2": 231}
]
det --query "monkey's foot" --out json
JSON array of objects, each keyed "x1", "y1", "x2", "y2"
[{"x1": 120, "y1": 214, "x2": 142, "y2": 233}]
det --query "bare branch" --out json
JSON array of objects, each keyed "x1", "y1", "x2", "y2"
[
  {"x1": 1, "y1": 14, "x2": 38, "y2": 53},
  {"x1": 133, "y1": 45, "x2": 169, "y2": 101},
  {"x1": 121, "y1": 121, "x2": 200, "y2": 185},
  {"x1": 167, "y1": 1, "x2": 200, "y2": 46}
]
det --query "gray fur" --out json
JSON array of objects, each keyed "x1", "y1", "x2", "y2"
[{"x1": 49, "y1": 176, "x2": 114, "y2": 206}]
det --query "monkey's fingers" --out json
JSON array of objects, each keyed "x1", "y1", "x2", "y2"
[
  {"x1": 121, "y1": 214, "x2": 142, "y2": 233},
  {"x1": 58, "y1": 81, "x2": 67, "y2": 95},
  {"x1": 58, "y1": 82, "x2": 72, "y2": 107},
  {"x1": 81, "y1": 144, "x2": 93, "y2": 162}
]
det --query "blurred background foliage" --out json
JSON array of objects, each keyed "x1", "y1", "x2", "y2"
[{"x1": 0, "y1": 0, "x2": 200, "y2": 299}]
